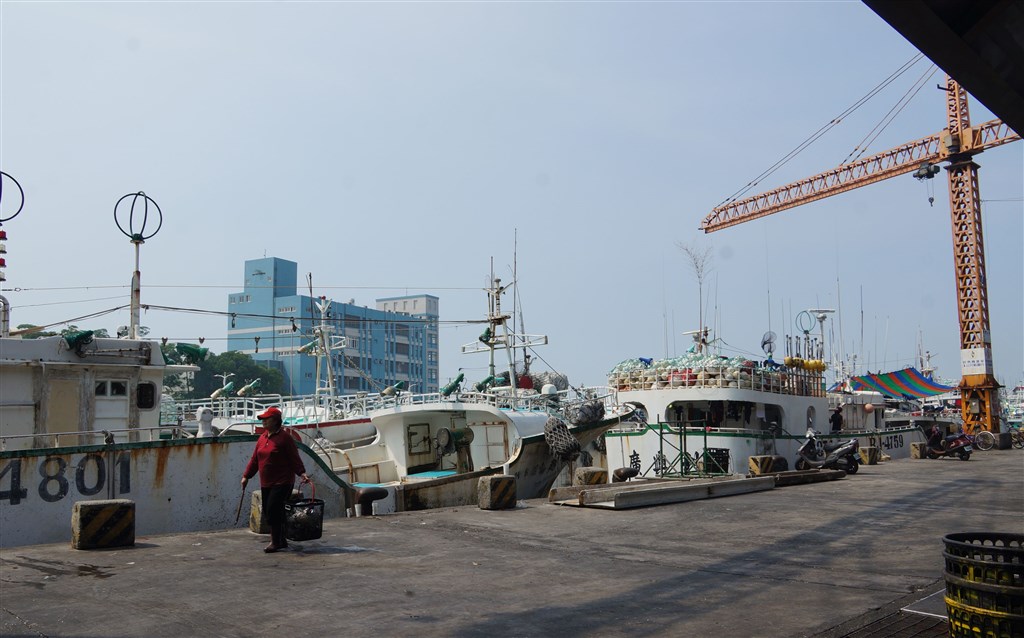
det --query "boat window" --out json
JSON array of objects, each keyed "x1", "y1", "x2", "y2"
[
  {"x1": 110, "y1": 381, "x2": 128, "y2": 397},
  {"x1": 137, "y1": 382, "x2": 157, "y2": 410},
  {"x1": 96, "y1": 381, "x2": 108, "y2": 396},
  {"x1": 806, "y1": 405, "x2": 817, "y2": 429}
]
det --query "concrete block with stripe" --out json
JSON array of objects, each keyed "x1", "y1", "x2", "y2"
[
  {"x1": 477, "y1": 475, "x2": 516, "y2": 510},
  {"x1": 858, "y1": 447, "x2": 880, "y2": 465},
  {"x1": 748, "y1": 455, "x2": 788, "y2": 475},
  {"x1": 71, "y1": 499, "x2": 135, "y2": 550},
  {"x1": 573, "y1": 467, "x2": 607, "y2": 486}
]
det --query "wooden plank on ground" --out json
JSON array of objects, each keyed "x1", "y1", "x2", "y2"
[{"x1": 568, "y1": 476, "x2": 775, "y2": 510}]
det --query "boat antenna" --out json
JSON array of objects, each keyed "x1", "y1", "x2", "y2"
[
  {"x1": 765, "y1": 231, "x2": 772, "y2": 336},
  {"x1": 114, "y1": 191, "x2": 162, "y2": 339},
  {"x1": 0, "y1": 171, "x2": 27, "y2": 337}
]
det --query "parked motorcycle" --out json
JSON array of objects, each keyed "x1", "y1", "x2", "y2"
[
  {"x1": 794, "y1": 429, "x2": 860, "y2": 474},
  {"x1": 924, "y1": 424, "x2": 972, "y2": 461}
]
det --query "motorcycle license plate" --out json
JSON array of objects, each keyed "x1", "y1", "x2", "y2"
[{"x1": 964, "y1": 445, "x2": 972, "y2": 452}]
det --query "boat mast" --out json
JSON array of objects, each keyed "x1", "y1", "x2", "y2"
[
  {"x1": 461, "y1": 271, "x2": 547, "y2": 393},
  {"x1": 113, "y1": 192, "x2": 162, "y2": 340},
  {"x1": 305, "y1": 296, "x2": 346, "y2": 406}
]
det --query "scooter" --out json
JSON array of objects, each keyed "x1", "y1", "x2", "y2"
[
  {"x1": 794, "y1": 429, "x2": 860, "y2": 474},
  {"x1": 924, "y1": 425, "x2": 972, "y2": 461}
]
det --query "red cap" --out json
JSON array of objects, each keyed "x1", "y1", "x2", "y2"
[{"x1": 256, "y1": 407, "x2": 282, "y2": 420}]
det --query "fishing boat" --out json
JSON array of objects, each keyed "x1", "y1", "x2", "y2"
[
  {"x1": 0, "y1": 211, "x2": 353, "y2": 548},
  {"x1": 0, "y1": 321, "x2": 360, "y2": 549},
  {"x1": 168, "y1": 296, "x2": 377, "y2": 448},
  {"x1": 595, "y1": 329, "x2": 928, "y2": 481},
  {"x1": 304, "y1": 275, "x2": 635, "y2": 513},
  {"x1": 167, "y1": 273, "x2": 633, "y2": 515},
  {"x1": 1006, "y1": 384, "x2": 1024, "y2": 429},
  {"x1": 836, "y1": 366, "x2": 964, "y2": 435}
]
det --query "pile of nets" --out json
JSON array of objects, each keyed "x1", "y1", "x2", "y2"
[{"x1": 609, "y1": 353, "x2": 755, "y2": 376}]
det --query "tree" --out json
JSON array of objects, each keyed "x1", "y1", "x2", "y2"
[
  {"x1": 14, "y1": 324, "x2": 58, "y2": 339},
  {"x1": 162, "y1": 349, "x2": 286, "y2": 400}
]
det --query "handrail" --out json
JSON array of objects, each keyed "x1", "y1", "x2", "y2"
[
  {"x1": 165, "y1": 384, "x2": 620, "y2": 428},
  {"x1": 0, "y1": 425, "x2": 193, "y2": 450},
  {"x1": 608, "y1": 364, "x2": 825, "y2": 398}
]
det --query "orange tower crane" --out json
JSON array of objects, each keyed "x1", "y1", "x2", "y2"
[{"x1": 701, "y1": 76, "x2": 1020, "y2": 434}]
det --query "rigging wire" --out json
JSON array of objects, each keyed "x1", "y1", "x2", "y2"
[
  {"x1": 841, "y1": 63, "x2": 938, "y2": 165},
  {"x1": 1, "y1": 283, "x2": 481, "y2": 293},
  {"x1": 13, "y1": 294, "x2": 131, "y2": 308},
  {"x1": 716, "y1": 53, "x2": 926, "y2": 208},
  {"x1": 140, "y1": 303, "x2": 486, "y2": 325},
  {"x1": 10, "y1": 306, "x2": 130, "y2": 335}
]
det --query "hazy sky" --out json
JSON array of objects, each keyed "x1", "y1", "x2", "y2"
[{"x1": 1, "y1": 1, "x2": 1021, "y2": 390}]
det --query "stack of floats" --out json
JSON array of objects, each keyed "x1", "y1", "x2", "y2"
[{"x1": 608, "y1": 353, "x2": 825, "y2": 396}]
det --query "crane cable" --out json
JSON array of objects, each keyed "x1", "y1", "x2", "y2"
[
  {"x1": 841, "y1": 63, "x2": 939, "y2": 165},
  {"x1": 716, "y1": 53, "x2": 926, "y2": 208}
]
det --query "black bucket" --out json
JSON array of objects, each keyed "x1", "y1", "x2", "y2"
[
  {"x1": 284, "y1": 483, "x2": 324, "y2": 541},
  {"x1": 942, "y1": 532, "x2": 1024, "y2": 638}
]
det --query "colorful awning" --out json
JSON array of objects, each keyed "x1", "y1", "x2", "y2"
[{"x1": 848, "y1": 367, "x2": 956, "y2": 399}]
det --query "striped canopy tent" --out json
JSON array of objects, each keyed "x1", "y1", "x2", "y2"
[{"x1": 848, "y1": 367, "x2": 956, "y2": 399}]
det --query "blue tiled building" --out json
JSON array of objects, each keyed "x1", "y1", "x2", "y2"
[{"x1": 226, "y1": 257, "x2": 439, "y2": 396}]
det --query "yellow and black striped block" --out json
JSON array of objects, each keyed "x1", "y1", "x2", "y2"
[
  {"x1": 477, "y1": 475, "x2": 516, "y2": 510},
  {"x1": 859, "y1": 447, "x2": 880, "y2": 465},
  {"x1": 248, "y1": 490, "x2": 270, "y2": 534},
  {"x1": 748, "y1": 455, "x2": 788, "y2": 475},
  {"x1": 911, "y1": 442, "x2": 928, "y2": 459},
  {"x1": 71, "y1": 499, "x2": 135, "y2": 550},
  {"x1": 573, "y1": 467, "x2": 608, "y2": 486}
]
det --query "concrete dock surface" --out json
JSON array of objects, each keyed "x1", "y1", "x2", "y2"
[{"x1": 2, "y1": 451, "x2": 1022, "y2": 638}]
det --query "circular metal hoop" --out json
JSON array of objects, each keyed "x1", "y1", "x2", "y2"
[
  {"x1": 114, "y1": 191, "x2": 163, "y2": 242},
  {"x1": 0, "y1": 171, "x2": 26, "y2": 223}
]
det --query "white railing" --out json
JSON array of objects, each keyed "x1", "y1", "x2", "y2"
[
  {"x1": 608, "y1": 365, "x2": 825, "y2": 398},
  {"x1": 165, "y1": 384, "x2": 619, "y2": 428},
  {"x1": 0, "y1": 426, "x2": 195, "y2": 451}
]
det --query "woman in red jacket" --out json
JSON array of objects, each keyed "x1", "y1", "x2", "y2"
[{"x1": 241, "y1": 407, "x2": 310, "y2": 553}]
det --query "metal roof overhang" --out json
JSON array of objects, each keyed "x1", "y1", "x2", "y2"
[{"x1": 863, "y1": 0, "x2": 1024, "y2": 136}]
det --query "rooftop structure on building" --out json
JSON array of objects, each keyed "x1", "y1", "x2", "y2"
[{"x1": 226, "y1": 257, "x2": 439, "y2": 396}]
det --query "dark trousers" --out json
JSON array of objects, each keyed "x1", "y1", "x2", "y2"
[{"x1": 261, "y1": 484, "x2": 292, "y2": 527}]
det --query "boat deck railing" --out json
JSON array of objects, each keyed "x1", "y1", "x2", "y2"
[
  {"x1": 608, "y1": 365, "x2": 825, "y2": 398},
  {"x1": 165, "y1": 385, "x2": 620, "y2": 426},
  {"x1": 0, "y1": 425, "x2": 197, "y2": 451},
  {"x1": 608, "y1": 420, "x2": 927, "y2": 438}
]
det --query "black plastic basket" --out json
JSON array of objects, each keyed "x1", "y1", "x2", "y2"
[
  {"x1": 943, "y1": 532, "x2": 1024, "y2": 587},
  {"x1": 284, "y1": 482, "x2": 324, "y2": 541},
  {"x1": 942, "y1": 533, "x2": 1024, "y2": 638}
]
